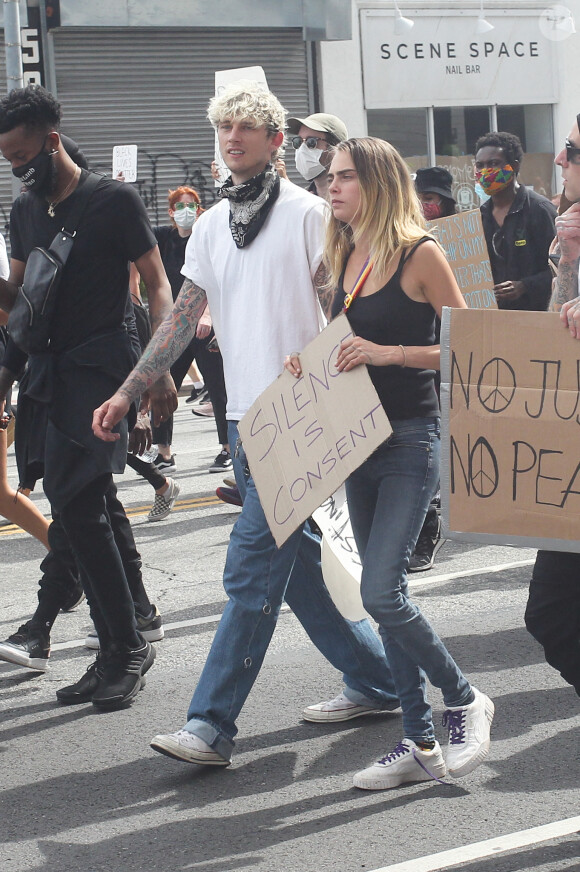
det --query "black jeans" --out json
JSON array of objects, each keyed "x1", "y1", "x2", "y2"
[
  {"x1": 50, "y1": 475, "x2": 146, "y2": 651},
  {"x1": 525, "y1": 550, "x2": 580, "y2": 696}
]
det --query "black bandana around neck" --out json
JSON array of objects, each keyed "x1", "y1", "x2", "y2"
[{"x1": 218, "y1": 165, "x2": 280, "y2": 248}]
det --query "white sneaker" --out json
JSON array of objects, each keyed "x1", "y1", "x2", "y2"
[
  {"x1": 443, "y1": 687, "x2": 495, "y2": 778},
  {"x1": 150, "y1": 730, "x2": 231, "y2": 766},
  {"x1": 148, "y1": 478, "x2": 180, "y2": 522},
  {"x1": 353, "y1": 739, "x2": 446, "y2": 790},
  {"x1": 303, "y1": 690, "x2": 398, "y2": 723}
]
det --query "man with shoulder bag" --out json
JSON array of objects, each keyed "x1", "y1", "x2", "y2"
[{"x1": 0, "y1": 85, "x2": 176, "y2": 709}]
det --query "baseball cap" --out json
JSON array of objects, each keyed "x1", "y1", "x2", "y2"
[
  {"x1": 414, "y1": 166, "x2": 455, "y2": 200},
  {"x1": 286, "y1": 113, "x2": 348, "y2": 145}
]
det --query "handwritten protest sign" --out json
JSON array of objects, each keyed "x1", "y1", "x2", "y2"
[
  {"x1": 429, "y1": 209, "x2": 496, "y2": 310},
  {"x1": 239, "y1": 314, "x2": 392, "y2": 547},
  {"x1": 312, "y1": 486, "x2": 367, "y2": 621},
  {"x1": 112, "y1": 144, "x2": 138, "y2": 182},
  {"x1": 440, "y1": 307, "x2": 580, "y2": 552}
]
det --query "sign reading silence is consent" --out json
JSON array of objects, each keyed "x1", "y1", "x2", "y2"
[
  {"x1": 428, "y1": 209, "x2": 497, "y2": 310},
  {"x1": 238, "y1": 313, "x2": 392, "y2": 547},
  {"x1": 440, "y1": 308, "x2": 580, "y2": 553}
]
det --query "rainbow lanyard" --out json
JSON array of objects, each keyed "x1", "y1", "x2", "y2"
[{"x1": 343, "y1": 256, "x2": 373, "y2": 311}]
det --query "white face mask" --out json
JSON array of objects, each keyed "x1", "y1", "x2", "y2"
[
  {"x1": 295, "y1": 142, "x2": 326, "y2": 181},
  {"x1": 173, "y1": 205, "x2": 198, "y2": 229}
]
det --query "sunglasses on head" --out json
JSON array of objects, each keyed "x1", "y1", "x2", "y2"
[
  {"x1": 565, "y1": 139, "x2": 580, "y2": 164},
  {"x1": 173, "y1": 202, "x2": 198, "y2": 211},
  {"x1": 290, "y1": 135, "x2": 328, "y2": 150}
]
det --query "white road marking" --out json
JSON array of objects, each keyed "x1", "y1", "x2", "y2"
[
  {"x1": 369, "y1": 816, "x2": 580, "y2": 872},
  {"x1": 50, "y1": 558, "x2": 535, "y2": 652}
]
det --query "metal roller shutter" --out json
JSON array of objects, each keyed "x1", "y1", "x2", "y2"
[{"x1": 51, "y1": 27, "x2": 312, "y2": 224}]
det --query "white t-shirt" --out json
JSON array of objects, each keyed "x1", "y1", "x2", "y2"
[
  {"x1": 0, "y1": 233, "x2": 8, "y2": 280},
  {"x1": 182, "y1": 178, "x2": 326, "y2": 420}
]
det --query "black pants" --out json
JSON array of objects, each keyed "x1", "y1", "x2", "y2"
[
  {"x1": 125, "y1": 453, "x2": 166, "y2": 490},
  {"x1": 525, "y1": 550, "x2": 580, "y2": 696},
  {"x1": 46, "y1": 475, "x2": 148, "y2": 651},
  {"x1": 152, "y1": 335, "x2": 228, "y2": 447}
]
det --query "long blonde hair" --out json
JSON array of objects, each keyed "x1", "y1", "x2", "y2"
[{"x1": 325, "y1": 137, "x2": 433, "y2": 288}]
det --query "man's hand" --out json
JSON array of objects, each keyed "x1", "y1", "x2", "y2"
[
  {"x1": 560, "y1": 296, "x2": 580, "y2": 339},
  {"x1": 145, "y1": 373, "x2": 178, "y2": 427},
  {"x1": 195, "y1": 306, "x2": 212, "y2": 340},
  {"x1": 128, "y1": 413, "x2": 152, "y2": 455},
  {"x1": 494, "y1": 280, "x2": 526, "y2": 304},
  {"x1": 92, "y1": 392, "x2": 131, "y2": 441},
  {"x1": 556, "y1": 202, "x2": 580, "y2": 264}
]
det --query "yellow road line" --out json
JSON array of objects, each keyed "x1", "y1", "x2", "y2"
[{"x1": 0, "y1": 494, "x2": 225, "y2": 537}]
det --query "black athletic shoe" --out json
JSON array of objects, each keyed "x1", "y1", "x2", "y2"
[
  {"x1": 91, "y1": 640, "x2": 156, "y2": 709},
  {"x1": 0, "y1": 622, "x2": 50, "y2": 671},
  {"x1": 209, "y1": 449, "x2": 232, "y2": 473},
  {"x1": 56, "y1": 656, "x2": 105, "y2": 704},
  {"x1": 154, "y1": 454, "x2": 177, "y2": 475},
  {"x1": 60, "y1": 580, "x2": 86, "y2": 612},
  {"x1": 409, "y1": 511, "x2": 443, "y2": 573}
]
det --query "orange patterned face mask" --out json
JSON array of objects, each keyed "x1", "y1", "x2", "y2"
[{"x1": 474, "y1": 164, "x2": 515, "y2": 195}]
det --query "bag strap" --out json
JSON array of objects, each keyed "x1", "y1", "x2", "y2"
[{"x1": 47, "y1": 171, "x2": 104, "y2": 253}]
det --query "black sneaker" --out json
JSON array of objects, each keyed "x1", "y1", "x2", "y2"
[
  {"x1": 154, "y1": 454, "x2": 177, "y2": 474},
  {"x1": 56, "y1": 656, "x2": 105, "y2": 704},
  {"x1": 60, "y1": 580, "x2": 86, "y2": 612},
  {"x1": 84, "y1": 604, "x2": 164, "y2": 649},
  {"x1": 91, "y1": 640, "x2": 156, "y2": 709},
  {"x1": 0, "y1": 622, "x2": 50, "y2": 671},
  {"x1": 209, "y1": 449, "x2": 232, "y2": 473},
  {"x1": 409, "y1": 511, "x2": 443, "y2": 573}
]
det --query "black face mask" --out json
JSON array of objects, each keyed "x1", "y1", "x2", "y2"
[{"x1": 12, "y1": 137, "x2": 57, "y2": 197}]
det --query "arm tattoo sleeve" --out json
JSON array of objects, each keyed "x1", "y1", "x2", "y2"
[
  {"x1": 119, "y1": 278, "x2": 207, "y2": 401},
  {"x1": 313, "y1": 263, "x2": 334, "y2": 319},
  {"x1": 549, "y1": 258, "x2": 580, "y2": 312}
]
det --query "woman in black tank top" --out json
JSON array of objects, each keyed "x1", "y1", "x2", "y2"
[{"x1": 289, "y1": 138, "x2": 495, "y2": 791}]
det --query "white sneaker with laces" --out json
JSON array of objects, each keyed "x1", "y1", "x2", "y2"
[
  {"x1": 147, "y1": 478, "x2": 180, "y2": 522},
  {"x1": 302, "y1": 690, "x2": 398, "y2": 723},
  {"x1": 150, "y1": 729, "x2": 230, "y2": 766},
  {"x1": 353, "y1": 739, "x2": 446, "y2": 790},
  {"x1": 443, "y1": 687, "x2": 495, "y2": 778}
]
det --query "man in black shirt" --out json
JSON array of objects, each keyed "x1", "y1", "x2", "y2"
[
  {"x1": 475, "y1": 130, "x2": 556, "y2": 311},
  {"x1": 0, "y1": 86, "x2": 175, "y2": 709}
]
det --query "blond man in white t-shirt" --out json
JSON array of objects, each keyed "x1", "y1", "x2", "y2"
[{"x1": 93, "y1": 83, "x2": 399, "y2": 767}]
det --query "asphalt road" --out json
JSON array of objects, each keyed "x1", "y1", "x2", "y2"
[{"x1": 1, "y1": 398, "x2": 579, "y2": 872}]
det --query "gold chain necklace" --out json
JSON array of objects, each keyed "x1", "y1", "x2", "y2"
[{"x1": 47, "y1": 166, "x2": 81, "y2": 217}]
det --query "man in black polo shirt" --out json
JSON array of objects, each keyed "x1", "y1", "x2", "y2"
[{"x1": 0, "y1": 85, "x2": 175, "y2": 709}]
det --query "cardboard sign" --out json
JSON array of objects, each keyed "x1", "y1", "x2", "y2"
[
  {"x1": 312, "y1": 486, "x2": 367, "y2": 621},
  {"x1": 428, "y1": 209, "x2": 497, "y2": 310},
  {"x1": 239, "y1": 314, "x2": 392, "y2": 547},
  {"x1": 112, "y1": 144, "x2": 138, "y2": 182},
  {"x1": 213, "y1": 66, "x2": 268, "y2": 185},
  {"x1": 441, "y1": 307, "x2": 580, "y2": 553}
]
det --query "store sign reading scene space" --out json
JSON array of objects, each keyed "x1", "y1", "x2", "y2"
[
  {"x1": 360, "y1": 10, "x2": 557, "y2": 108},
  {"x1": 239, "y1": 314, "x2": 392, "y2": 547},
  {"x1": 440, "y1": 308, "x2": 580, "y2": 553}
]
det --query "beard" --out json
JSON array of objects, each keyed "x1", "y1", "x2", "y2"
[{"x1": 29, "y1": 156, "x2": 59, "y2": 200}]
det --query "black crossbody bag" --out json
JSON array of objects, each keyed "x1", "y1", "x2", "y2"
[{"x1": 8, "y1": 172, "x2": 103, "y2": 354}]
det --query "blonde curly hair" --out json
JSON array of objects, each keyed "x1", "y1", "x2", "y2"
[{"x1": 207, "y1": 81, "x2": 286, "y2": 159}]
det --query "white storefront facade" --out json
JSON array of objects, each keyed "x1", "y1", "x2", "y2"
[{"x1": 320, "y1": 0, "x2": 580, "y2": 205}]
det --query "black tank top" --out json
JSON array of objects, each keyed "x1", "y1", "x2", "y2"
[{"x1": 334, "y1": 238, "x2": 439, "y2": 421}]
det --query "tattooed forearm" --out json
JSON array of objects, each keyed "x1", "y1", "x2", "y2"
[
  {"x1": 313, "y1": 263, "x2": 334, "y2": 319},
  {"x1": 119, "y1": 278, "x2": 207, "y2": 401},
  {"x1": 549, "y1": 258, "x2": 580, "y2": 311}
]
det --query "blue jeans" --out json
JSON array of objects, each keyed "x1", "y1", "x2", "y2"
[
  {"x1": 184, "y1": 421, "x2": 399, "y2": 760},
  {"x1": 346, "y1": 418, "x2": 472, "y2": 743}
]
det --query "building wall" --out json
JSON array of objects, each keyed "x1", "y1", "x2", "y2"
[{"x1": 319, "y1": 0, "x2": 580, "y2": 186}]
